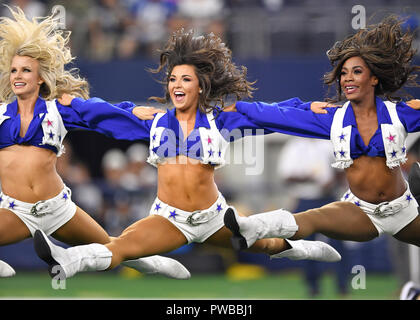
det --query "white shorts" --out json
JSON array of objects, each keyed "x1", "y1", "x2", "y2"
[
  {"x1": 149, "y1": 193, "x2": 227, "y2": 243},
  {"x1": 341, "y1": 182, "x2": 419, "y2": 235},
  {"x1": 0, "y1": 186, "x2": 77, "y2": 236}
]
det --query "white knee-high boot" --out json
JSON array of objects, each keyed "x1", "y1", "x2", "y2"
[
  {"x1": 271, "y1": 239, "x2": 341, "y2": 262},
  {"x1": 224, "y1": 207, "x2": 298, "y2": 250},
  {"x1": 224, "y1": 207, "x2": 341, "y2": 262},
  {"x1": 0, "y1": 260, "x2": 15, "y2": 277},
  {"x1": 122, "y1": 256, "x2": 191, "y2": 280},
  {"x1": 34, "y1": 230, "x2": 112, "y2": 279}
]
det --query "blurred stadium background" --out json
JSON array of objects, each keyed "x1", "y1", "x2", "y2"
[{"x1": 1, "y1": 0, "x2": 420, "y2": 299}]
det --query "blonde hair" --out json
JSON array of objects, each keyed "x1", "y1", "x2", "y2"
[{"x1": 0, "y1": 6, "x2": 89, "y2": 103}]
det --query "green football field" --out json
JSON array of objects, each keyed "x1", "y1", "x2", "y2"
[{"x1": 0, "y1": 268, "x2": 400, "y2": 300}]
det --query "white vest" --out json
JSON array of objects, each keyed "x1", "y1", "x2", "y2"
[
  {"x1": 0, "y1": 103, "x2": 10, "y2": 125},
  {"x1": 147, "y1": 112, "x2": 229, "y2": 169},
  {"x1": 40, "y1": 100, "x2": 68, "y2": 157},
  {"x1": 330, "y1": 101, "x2": 407, "y2": 169},
  {"x1": 0, "y1": 100, "x2": 67, "y2": 156}
]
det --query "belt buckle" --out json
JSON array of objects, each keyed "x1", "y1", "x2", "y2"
[
  {"x1": 30, "y1": 200, "x2": 47, "y2": 217},
  {"x1": 374, "y1": 202, "x2": 392, "y2": 217},
  {"x1": 186, "y1": 210, "x2": 202, "y2": 226}
]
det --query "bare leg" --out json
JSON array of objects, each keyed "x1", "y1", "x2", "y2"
[
  {"x1": 50, "y1": 208, "x2": 190, "y2": 279},
  {"x1": 106, "y1": 215, "x2": 187, "y2": 269},
  {"x1": 0, "y1": 208, "x2": 30, "y2": 277},
  {"x1": 209, "y1": 214, "x2": 338, "y2": 262},
  {"x1": 394, "y1": 215, "x2": 420, "y2": 246},
  {"x1": 206, "y1": 225, "x2": 290, "y2": 255},
  {"x1": 292, "y1": 201, "x2": 379, "y2": 242},
  {"x1": 51, "y1": 206, "x2": 110, "y2": 245},
  {"x1": 0, "y1": 208, "x2": 31, "y2": 245},
  {"x1": 224, "y1": 202, "x2": 378, "y2": 262}
]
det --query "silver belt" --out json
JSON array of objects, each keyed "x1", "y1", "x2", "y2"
[
  {"x1": 30, "y1": 187, "x2": 71, "y2": 217},
  {"x1": 186, "y1": 210, "x2": 218, "y2": 226},
  {"x1": 372, "y1": 201, "x2": 407, "y2": 218},
  {"x1": 30, "y1": 200, "x2": 53, "y2": 217}
]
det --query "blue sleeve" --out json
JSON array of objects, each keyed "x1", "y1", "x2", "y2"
[
  {"x1": 233, "y1": 100, "x2": 334, "y2": 139},
  {"x1": 213, "y1": 108, "x2": 273, "y2": 142},
  {"x1": 279, "y1": 97, "x2": 311, "y2": 110},
  {"x1": 396, "y1": 101, "x2": 420, "y2": 133},
  {"x1": 114, "y1": 101, "x2": 136, "y2": 113},
  {"x1": 57, "y1": 97, "x2": 152, "y2": 141},
  {"x1": 213, "y1": 98, "x2": 314, "y2": 141}
]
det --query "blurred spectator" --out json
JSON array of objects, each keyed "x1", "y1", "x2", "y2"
[
  {"x1": 262, "y1": 0, "x2": 284, "y2": 11},
  {"x1": 120, "y1": 0, "x2": 178, "y2": 58},
  {"x1": 277, "y1": 137, "x2": 349, "y2": 297},
  {"x1": 225, "y1": 0, "x2": 264, "y2": 9},
  {"x1": 1, "y1": 0, "x2": 46, "y2": 19},
  {"x1": 96, "y1": 148, "x2": 130, "y2": 234},
  {"x1": 86, "y1": 0, "x2": 132, "y2": 61},
  {"x1": 174, "y1": 0, "x2": 226, "y2": 39},
  {"x1": 57, "y1": 140, "x2": 106, "y2": 225},
  {"x1": 97, "y1": 147, "x2": 156, "y2": 236},
  {"x1": 121, "y1": 143, "x2": 157, "y2": 190},
  {"x1": 100, "y1": 148, "x2": 128, "y2": 189},
  {"x1": 45, "y1": 0, "x2": 93, "y2": 58},
  {"x1": 4, "y1": 0, "x2": 416, "y2": 60},
  {"x1": 103, "y1": 188, "x2": 141, "y2": 236}
]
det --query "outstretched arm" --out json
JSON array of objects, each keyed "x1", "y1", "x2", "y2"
[
  {"x1": 132, "y1": 106, "x2": 165, "y2": 120},
  {"x1": 233, "y1": 100, "x2": 334, "y2": 139},
  {"x1": 57, "y1": 94, "x2": 152, "y2": 141},
  {"x1": 310, "y1": 101, "x2": 342, "y2": 114},
  {"x1": 222, "y1": 100, "x2": 340, "y2": 114}
]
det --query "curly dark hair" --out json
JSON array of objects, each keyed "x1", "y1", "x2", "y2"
[
  {"x1": 148, "y1": 29, "x2": 255, "y2": 114},
  {"x1": 324, "y1": 15, "x2": 420, "y2": 102}
]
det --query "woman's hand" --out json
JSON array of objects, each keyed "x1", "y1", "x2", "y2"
[
  {"x1": 58, "y1": 93, "x2": 75, "y2": 106},
  {"x1": 132, "y1": 106, "x2": 165, "y2": 120},
  {"x1": 310, "y1": 101, "x2": 341, "y2": 114},
  {"x1": 407, "y1": 99, "x2": 420, "y2": 110},
  {"x1": 223, "y1": 102, "x2": 237, "y2": 112}
]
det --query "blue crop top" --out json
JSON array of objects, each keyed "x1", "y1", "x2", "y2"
[
  {"x1": 0, "y1": 97, "x2": 147, "y2": 155},
  {"x1": 68, "y1": 96, "x2": 308, "y2": 167},
  {"x1": 236, "y1": 96, "x2": 420, "y2": 166}
]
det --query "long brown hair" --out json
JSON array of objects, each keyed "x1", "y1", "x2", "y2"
[
  {"x1": 148, "y1": 29, "x2": 255, "y2": 114},
  {"x1": 324, "y1": 15, "x2": 420, "y2": 102}
]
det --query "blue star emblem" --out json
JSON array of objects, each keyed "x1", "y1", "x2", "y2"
[
  {"x1": 63, "y1": 193, "x2": 68, "y2": 200},
  {"x1": 344, "y1": 193, "x2": 350, "y2": 199},
  {"x1": 406, "y1": 195, "x2": 413, "y2": 202},
  {"x1": 169, "y1": 210, "x2": 177, "y2": 219},
  {"x1": 48, "y1": 131, "x2": 55, "y2": 139},
  {"x1": 208, "y1": 149, "x2": 214, "y2": 157},
  {"x1": 216, "y1": 204, "x2": 223, "y2": 213},
  {"x1": 218, "y1": 150, "x2": 222, "y2": 157},
  {"x1": 354, "y1": 201, "x2": 361, "y2": 207},
  {"x1": 154, "y1": 203, "x2": 161, "y2": 211},
  {"x1": 152, "y1": 133, "x2": 157, "y2": 141},
  {"x1": 0, "y1": 196, "x2": 2, "y2": 203},
  {"x1": 339, "y1": 133, "x2": 346, "y2": 142},
  {"x1": 390, "y1": 150, "x2": 397, "y2": 158},
  {"x1": 9, "y1": 201, "x2": 16, "y2": 209},
  {"x1": 339, "y1": 149, "x2": 346, "y2": 158},
  {"x1": 402, "y1": 146, "x2": 406, "y2": 153}
]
